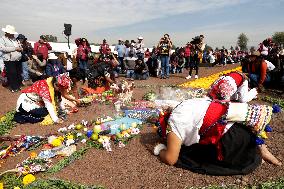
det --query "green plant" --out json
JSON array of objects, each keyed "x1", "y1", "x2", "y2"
[
  {"x1": 0, "y1": 173, "x2": 104, "y2": 189},
  {"x1": 261, "y1": 96, "x2": 284, "y2": 108},
  {"x1": 0, "y1": 110, "x2": 16, "y2": 136}
]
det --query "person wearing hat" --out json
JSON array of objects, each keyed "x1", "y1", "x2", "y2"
[
  {"x1": 45, "y1": 53, "x2": 65, "y2": 77},
  {"x1": 17, "y1": 34, "x2": 33, "y2": 86},
  {"x1": 114, "y1": 38, "x2": 126, "y2": 73},
  {"x1": 245, "y1": 51, "x2": 271, "y2": 91},
  {"x1": 99, "y1": 39, "x2": 110, "y2": 55},
  {"x1": 33, "y1": 35, "x2": 52, "y2": 62},
  {"x1": 14, "y1": 74, "x2": 72, "y2": 124},
  {"x1": 0, "y1": 25, "x2": 23, "y2": 92},
  {"x1": 135, "y1": 36, "x2": 145, "y2": 59},
  {"x1": 153, "y1": 98, "x2": 281, "y2": 175}
]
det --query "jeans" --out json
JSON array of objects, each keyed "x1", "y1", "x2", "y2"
[
  {"x1": 185, "y1": 56, "x2": 190, "y2": 68},
  {"x1": 79, "y1": 60, "x2": 88, "y2": 73},
  {"x1": 249, "y1": 73, "x2": 271, "y2": 88},
  {"x1": 22, "y1": 61, "x2": 30, "y2": 81},
  {"x1": 134, "y1": 72, "x2": 149, "y2": 80},
  {"x1": 118, "y1": 57, "x2": 125, "y2": 72},
  {"x1": 160, "y1": 55, "x2": 170, "y2": 78},
  {"x1": 189, "y1": 55, "x2": 200, "y2": 76},
  {"x1": 136, "y1": 53, "x2": 144, "y2": 60},
  {"x1": 126, "y1": 70, "x2": 135, "y2": 78}
]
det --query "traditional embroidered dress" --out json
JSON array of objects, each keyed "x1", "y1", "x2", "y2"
[
  {"x1": 14, "y1": 77, "x2": 58, "y2": 123},
  {"x1": 208, "y1": 72, "x2": 257, "y2": 102},
  {"x1": 157, "y1": 98, "x2": 277, "y2": 175}
]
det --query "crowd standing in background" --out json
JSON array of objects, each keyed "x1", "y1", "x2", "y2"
[{"x1": 0, "y1": 25, "x2": 284, "y2": 95}]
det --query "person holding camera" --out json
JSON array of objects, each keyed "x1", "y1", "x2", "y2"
[
  {"x1": 157, "y1": 34, "x2": 172, "y2": 79},
  {"x1": 77, "y1": 38, "x2": 91, "y2": 75},
  {"x1": 186, "y1": 35, "x2": 205, "y2": 79}
]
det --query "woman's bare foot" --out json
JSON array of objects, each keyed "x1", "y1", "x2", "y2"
[{"x1": 259, "y1": 145, "x2": 282, "y2": 166}]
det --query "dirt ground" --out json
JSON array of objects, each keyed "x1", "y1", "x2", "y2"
[{"x1": 0, "y1": 64, "x2": 283, "y2": 189}]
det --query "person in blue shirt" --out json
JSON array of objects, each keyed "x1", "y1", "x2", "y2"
[
  {"x1": 45, "y1": 53, "x2": 65, "y2": 77},
  {"x1": 114, "y1": 39, "x2": 126, "y2": 73}
]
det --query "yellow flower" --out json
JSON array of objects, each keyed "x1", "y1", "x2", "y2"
[
  {"x1": 51, "y1": 138, "x2": 62, "y2": 147},
  {"x1": 0, "y1": 116, "x2": 6, "y2": 122},
  {"x1": 14, "y1": 187, "x2": 21, "y2": 189},
  {"x1": 22, "y1": 174, "x2": 36, "y2": 185},
  {"x1": 180, "y1": 67, "x2": 242, "y2": 89},
  {"x1": 66, "y1": 134, "x2": 74, "y2": 140},
  {"x1": 58, "y1": 136, "x2": 65, "y2": 141},
  {"x1": 40, "y1": 115, "x2": 54, "y2": 126},
  {"x1": 0, "y1": 182, "x2": 3, "y2": 189}
]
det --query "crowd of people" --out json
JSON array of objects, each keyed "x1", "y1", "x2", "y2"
[{"x1": 1, "y1": 25, "x2": 283, "y2": 95}]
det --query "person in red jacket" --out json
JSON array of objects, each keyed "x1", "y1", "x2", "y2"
[
  {"x1": 99, "y1": 39, "x2": 110, "y2": 55},
  {"x1": 184, "y1": 42, "x2": 191, "y2": 69},
  {"x1": 247, "y1": 51, "x2": 271, "y2": 91},
  {"x1": 77, "y1": 38, "x2": 91, "y2": 74},
  {"x1": 33, "y1": 35, "x2": 52, "y2": 62}
]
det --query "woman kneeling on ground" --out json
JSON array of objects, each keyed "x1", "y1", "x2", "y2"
[
  {"x1": 154, "y1": 98, "x2": 281, "y2": 175},
  {"x1": 85, "y1": 57, "x2": 116, "y2": 94},
  {"x1": 133, "y1": 58, "x2": 149, "y2": 80},
  {"x1": 14, "y1": 74, "x2": 72, "y2": 124}
]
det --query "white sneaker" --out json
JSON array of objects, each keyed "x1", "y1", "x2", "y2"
[
  {"x1": 186, "y1": 75, "x2": 192, "y2": 79},
  {"x1": 195, "y1": 75, "x2": 198, "y2": 79}
]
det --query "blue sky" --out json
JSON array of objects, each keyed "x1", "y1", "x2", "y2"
[{"x1": 0, "y1": 0, "x2": 284, "y2": 48}]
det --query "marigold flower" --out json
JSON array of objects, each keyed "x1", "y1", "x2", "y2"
[{"x1": 22, "y1": 174, "x2": 36, "y2": 185}]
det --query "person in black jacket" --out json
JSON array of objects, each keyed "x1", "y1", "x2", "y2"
[
  {"x1": 133, "y1": 58, "x2": 149, "y2": 80},
  {"x1": 17, "y1": 34, "x2": 33, "y2": 86}
]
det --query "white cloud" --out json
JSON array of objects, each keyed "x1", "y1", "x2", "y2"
[
  {"x1": 0, "y1": 0, "x2": 247, "y2": 41},
  {"x1": 2, "y1": 0, "x2": 282, "y2": 47}
]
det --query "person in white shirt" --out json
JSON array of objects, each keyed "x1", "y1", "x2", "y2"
[
  {"x1": 154, "y1": 98, "x2": 281, "y2": 175},
  {"x1": 0, "y1": 25, "x2": 23, "y2": 92},
  {"x1": 135, "y1": 36, "x2": 145, "y2": 59},
  {"x1": 14, "y1": 74, "x2": 71, "y2": 124}
]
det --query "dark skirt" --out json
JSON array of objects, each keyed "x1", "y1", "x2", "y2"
[
  {"x1": 14, "y1": 104, "x2": 49, "y2": 124},
  {"x1": 175, "y1": 123, "x2": 262, "y2": 175}
]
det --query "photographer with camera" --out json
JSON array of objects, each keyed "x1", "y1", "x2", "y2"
[
  {"x1": 77, "y1": 38, "x2": 91, "y2": 75},
  {"x1": 186, "y1": 35, "x2": 205, "y2": 79},
  {"x1": 157, "y1": 34, "x2": 172, "y2": 79}
]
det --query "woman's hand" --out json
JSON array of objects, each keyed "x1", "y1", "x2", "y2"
[{"x1": 75, "y1": 99, "x2": 81, "y2": 106}]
